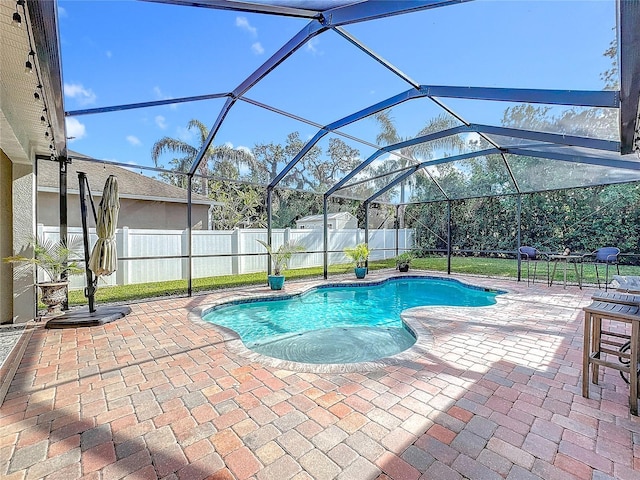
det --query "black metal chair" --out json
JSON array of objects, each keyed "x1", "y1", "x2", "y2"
[
  {"x1": 519, "y1": 246, "x2": 549, "y2": 286},
  {"x1": 582, "y1": 247, "x2": 621, "y2": 290}
]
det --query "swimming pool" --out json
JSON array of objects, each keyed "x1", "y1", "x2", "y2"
[{"x1": 202, "y1": 276, "x2": 501, "y2": 364}]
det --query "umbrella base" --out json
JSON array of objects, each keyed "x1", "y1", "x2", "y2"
[{"x1": 45, "y1": 305, "x2": 131, "y2": 329}]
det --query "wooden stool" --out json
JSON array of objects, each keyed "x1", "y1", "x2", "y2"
[
  {"x1": 591, "y1": 291, "x2": 640, "y2": 305},
  {"x1": 582, "y1": 300, "x2": 640, "y2": 415}
]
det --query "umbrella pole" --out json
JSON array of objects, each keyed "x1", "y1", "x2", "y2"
[{"x1": 78, "y1": 172, "x2": 97, "y2": 313}]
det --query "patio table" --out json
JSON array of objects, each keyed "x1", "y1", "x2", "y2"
[{"x1": 549, "y1": 254, "x2": 583, "y2": 289}]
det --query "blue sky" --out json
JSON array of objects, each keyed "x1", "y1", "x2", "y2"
[{"x1": 58, "y1": 0, "x2": 617, "y2": 173}]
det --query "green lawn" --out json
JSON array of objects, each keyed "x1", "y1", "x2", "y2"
[{"x1": 66, "y1": 256, "x2": 640, "y2": 307}]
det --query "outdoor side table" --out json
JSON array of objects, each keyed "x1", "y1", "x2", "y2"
[
  {"x1": 549, "y1": 254, "x2": 583, "y2": 289},
  {"x1": 582, "y1": 300, "x2": 640, "y2": 415},
  {"x1": 592, "y1": 291, "x2": 640, "y2": 306}
]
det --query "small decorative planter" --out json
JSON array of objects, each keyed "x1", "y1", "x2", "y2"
[
  {"x1": 267, "y1": 275, "x2": 286, "y2": 290},
  {"x1": 38, "y1": 281, "x2": 69, "y2": 315},
  {"x1": 257, "y1": 240, "x2": 305, "y2": 291},
  {"x1": 395, "y1": 252, "x2": 414, "y2": 273},
  {"x1": 4, "y1": 235, "x2": 84, "y2": 318},
  {"x1": 344, "y1": 243, "x2": 370, "y2": 279},
  {"x1": 354, "y1": 267, "x2": 367, "y2": 279}
]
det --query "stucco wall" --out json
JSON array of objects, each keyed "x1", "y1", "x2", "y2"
[
  {"x1": 38, "y1": 192, "x2": 210, "y2": 230},
  {"x1": 10, "y1": 160, "x2": 37, "y2": 323},
  {"x1": 1, "y1": 150, "x2": 14, "y2": 323}
]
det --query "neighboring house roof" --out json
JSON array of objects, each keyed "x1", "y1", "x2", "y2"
[
  {"x1": 297, "y1": 212, "x2": 355, "y2": 223},
  {"x1": 37, "y1": 154, "x2": 217, "y2": 205}
]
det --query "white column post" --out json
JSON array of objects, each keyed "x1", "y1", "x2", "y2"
[
  {"x1": 117, "y1": 226, "x2": 129, "y2": 286},
  {"x1": 231, "y1": 229, "x2": 240, "y2": 275}
]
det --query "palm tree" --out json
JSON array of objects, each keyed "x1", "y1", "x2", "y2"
[
  {"x1": 151, "y1": 119, "x2": 253, "y2": 196},
  {"x1": 374, "y1": 111, "x2": 465, "y2": 225}
]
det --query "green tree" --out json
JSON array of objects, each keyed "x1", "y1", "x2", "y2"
[
  {"x1": 209, "y1": 181, "x2": 266, "y2": 229},
  {"x1": 374, "y1": 112, "x2": 465, "y2": 198},
  {"x1": 151, "y1": 119, "x2": 252, "y2": 196},
  {"x1": 307, "y1": 138, "x2": 360, "y2": 191},
  {"x1": 374, "y1": 111, "x2": 466, "y2": 227},
  {"x1": 250, "y1": 132, "x2": 323, "y2": 189}
]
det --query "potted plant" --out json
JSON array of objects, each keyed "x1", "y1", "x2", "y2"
[
  {"x1": 395, "y1": 252, "x2": 414, "y2": 272},
  {"x1": 344, "y1": 243, "x2": 370, "y2": 279},
  {"x1": 257, "y1": 239, "x2": 304, "y2": 290},
  {"x1": 4, "y1": 235, "x2": 84, "y2": 315}
]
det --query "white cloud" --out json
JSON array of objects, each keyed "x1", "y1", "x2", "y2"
[
  {"x1": 64, "y1": 83, "x2": 96, "y2": 105},
  {"x1": 236, "y1": 146, "x2": 253, "y2": 176},
  {"x1": 153, "y1": 86, "x2": 177, "y2": 110},
  {"x1": 235, "y1": 16, "x2": 257, "y2": 36},
  {"x1": 65, "y1": 117, "x2": 86, "y2": 141},
  {"x1": 251, "y1": 42, "x2": 264, "y2": 55},
  {"x1": 126, "y1": 135, "x2": 141, "y2": 146},
  {"x1": 155, "y1": 115, "x2": 167, "y2": 129},
  {"x1": 306, "y1": 37, "x2": 322, "y2": 55},
  {"x1": 57, "y1": 6, "x2": 67, "y2": 18}
]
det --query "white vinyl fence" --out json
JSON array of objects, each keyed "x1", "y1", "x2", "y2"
[{"x1": 38, "y1": 225, "x2": 414, "y2": 290}]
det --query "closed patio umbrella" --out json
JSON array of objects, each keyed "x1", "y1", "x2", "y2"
[{"x1": 89, "y1": 175, "x2": 119, "y2": 277}]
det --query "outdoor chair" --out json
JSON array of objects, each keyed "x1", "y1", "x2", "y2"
[
  {"x1": 519, "y1": 246, "x2": 549, "y2": 286},
  {"x1": 582, "y1": 247, "x2": 620, "y2": 290}
]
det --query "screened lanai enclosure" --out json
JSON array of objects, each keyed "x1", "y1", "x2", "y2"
[{"x1": 18, "y1": 0, "x2": 640, "y2": 300}]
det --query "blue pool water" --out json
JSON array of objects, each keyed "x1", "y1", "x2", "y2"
[{"x1": 202, "y1": 277, "x2": 500, "y2": 364}]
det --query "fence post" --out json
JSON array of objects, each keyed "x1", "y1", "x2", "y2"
[
  {"x1": 117, "y1": 226, "x2": 129, "y2": 286},
  {"x1": 181, "y1": 228, "x2": 189, "y2": 281},
  {"x1": 383, "y1": 228, "x2": 388, "y2": 260},
  {"x1": 231, "y1": 229, "x2": 240, "y2": 275}
]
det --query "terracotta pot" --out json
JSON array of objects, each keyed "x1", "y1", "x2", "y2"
[{"x1": 38, "y1": 281, "x2": 68, "y2": 315}]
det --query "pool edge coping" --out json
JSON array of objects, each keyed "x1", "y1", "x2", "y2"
[{"x1": 187, "y1": 272, "x2": 510, "y2": 373}]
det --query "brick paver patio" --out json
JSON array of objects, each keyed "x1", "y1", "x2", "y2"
[{"x1": 2, "y1": 271, "x2": 639, "y2": 479}]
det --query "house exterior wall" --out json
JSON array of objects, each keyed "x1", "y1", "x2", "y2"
[
  {"x1": 1, "y1": 150, "x2": 14, "y2": 323},
  {"x1": 9, "y1": 160, "x2": 37, "y2": 323},
  {"x1": 37, "y1": 192, "x2": 210, "y2": 230}
]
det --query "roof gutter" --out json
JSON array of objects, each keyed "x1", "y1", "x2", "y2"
[{"x1": 27, "y1": 0, "x2": 67, "y2": 158}]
